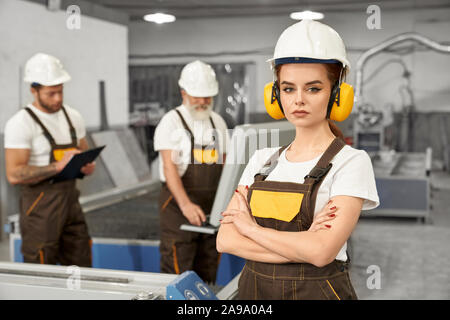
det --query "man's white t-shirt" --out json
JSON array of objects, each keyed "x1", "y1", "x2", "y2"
[
  {"x1": 238, "y1": 144, "x2": 380, "y2": 262},
  {"x1": 153, "y1": 105, "x2": 229, "y2": 182},
  {"x1": 4, "y1": 104, "x2": 86, "y2": 166}
]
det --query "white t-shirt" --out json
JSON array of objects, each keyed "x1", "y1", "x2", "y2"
[
  {"x1": 4, "y1": 104, "x2": 86, "y2": 166},
  {"x1": 153, "y1": 105, "x2": 230, "y2": 182},
  {"x1": 238, "y1": 144, "x2": 380, "y2": 261}
]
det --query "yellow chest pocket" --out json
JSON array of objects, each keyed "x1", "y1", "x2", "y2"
[
  {"x1": 249, "y1": 190, "x2": 304, "y2": 222},
  {"x1": 53, "y1": 148, "x2": 77, "y2": 161},
  {"x1": 193, "y1": 148, "x2": 219, "y2": 164}
]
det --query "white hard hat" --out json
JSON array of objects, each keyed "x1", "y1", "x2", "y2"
[
  {"x1": 178, "y1": 60, "x2": 218, "y2": 97},
  {"x1": 269, "y1": 19, "x2": 350, "y2": 72},
  {"x1": 24, "y1": 53, "x2": 71, "y2": 86}
]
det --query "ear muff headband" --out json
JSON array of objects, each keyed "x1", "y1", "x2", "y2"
[
  {"x1": 326, "y1": 82, "x2": 340, "y2": 119},
  {"x1": 264, "y1": 81, "x2": 354, "y2": 122},
  {"x1": 264, "y1": 81, "x2": 285, "y2": 120}
]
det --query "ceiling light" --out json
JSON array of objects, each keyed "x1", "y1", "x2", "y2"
[
  {"x1": 143, "y1": 13, "x2": 176, "y2": 24},
  {"x1": 290, "y1": 10, "x2": 324, "y2": 20}
]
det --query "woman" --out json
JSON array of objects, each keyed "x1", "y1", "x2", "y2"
[{"x1": 216, "y1": 20, "x2": 379, "y2": 300}]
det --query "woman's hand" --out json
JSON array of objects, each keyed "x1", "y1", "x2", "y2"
[
  {"x1": 220, "y1": 187, "x2": 258, "y2": 237},
  {"x1": 308, "y1": 200, "x2": 338, "y2": 232}
]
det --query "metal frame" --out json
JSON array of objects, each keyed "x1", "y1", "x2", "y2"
[
  {"x1": 79, "y1": 179, "x2": 160, "y2": 213},
  {"x1": 0, "y1": 261, "x2": 177, "y2": 300},
  {"x1": 180, "y1": 120, "x2": 296, "y2": 233},
  {"x1": 355, "y1": 32, "x2": 450, "y2": 106}
]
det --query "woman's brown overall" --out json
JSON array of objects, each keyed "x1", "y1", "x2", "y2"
[{"x1": 238, "y1": 138, "x2": 357, "y2": 300}]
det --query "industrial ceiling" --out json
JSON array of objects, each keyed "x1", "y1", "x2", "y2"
[{"x1": 82, "y1": 0, "x2": 450, "y2": 21}]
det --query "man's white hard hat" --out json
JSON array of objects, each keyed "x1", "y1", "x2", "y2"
[
  {"x1": 178, "y1": 60, "x2": 219, "y2": 97},
  {"x1": 24, "y1": 53, "x2": 71, "y2": 86}
]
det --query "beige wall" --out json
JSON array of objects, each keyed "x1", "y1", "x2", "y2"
[{"x1": 0, "y1": 0, "x2": 129, "y2": 132}]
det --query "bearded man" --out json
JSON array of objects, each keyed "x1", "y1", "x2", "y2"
[{"x1": 153, "y1": 60, "x2": 229, "y2": 283}]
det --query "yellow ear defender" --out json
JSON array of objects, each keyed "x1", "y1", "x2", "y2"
[
  {"x1": 263, "y1": 81, "x2": 354, "y2": 122},
  {"x1": 263, "y1": 82, "x2": 285, "y2": 120}
]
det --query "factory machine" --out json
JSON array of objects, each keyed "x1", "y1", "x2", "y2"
[
  {"x1": 354, "y1": 100, "x2": 433, "y2": 222},
  {"x1": 353, "y1": 32, "x2": 450, "y2": 223},
  {"x1": 0, "y1": 261, "x2": 241, "y2": 300},
  {"x1": 0, "y1": 261, "x2": 176, "y2": 300}
]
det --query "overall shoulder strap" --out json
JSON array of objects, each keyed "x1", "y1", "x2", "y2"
[
  {"x1": 254, "y1": 145, "x2": 289, "y2": 181},
  {"x1": 303, "y1": 138, "x2": 346, "y2": 185},
  {"x1": 209, "y1": 116, "x2": 217, "y2": 130},
  {"x1": 24, "y1": 107, "x2": 56, "y2": 146},
  {"x1": 174, "y1": 108, "x2": 196, "y2": 163},
  {"x1": 302, "y1": 137, "x2": 346, "y2": 229},
  {"x1": 60, "y1": 106, "x2": 77, "y2": 144},
  {"x1": 174, "y1": 109, "x2": 194, "y2": 138},
  {"x1": 207, "y1": 115, "x2": 223, "y2": 153}
]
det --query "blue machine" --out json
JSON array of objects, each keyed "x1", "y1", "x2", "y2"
[
  {"x1": 166, "y1": 271, "x2": 218, "y2": 300},
  {"x1": 9, "y1": 234, "x2": 245, "y2": 286}
]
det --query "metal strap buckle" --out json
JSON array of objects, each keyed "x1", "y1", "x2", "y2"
[{"x1": 304, "y1": 163, "x2": 332, "y2": 181}]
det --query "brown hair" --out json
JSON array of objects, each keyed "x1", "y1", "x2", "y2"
[{"x1": 275, "y1": 63, "x2": 345, "y2": 139}]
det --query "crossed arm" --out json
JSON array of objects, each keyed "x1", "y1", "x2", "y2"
[
  {"x1": 5, "y1": 137, "x2": 94, "y2": 185},
  {"x1": 216, "y1": 185, "x2": 363, "y2": 267}
]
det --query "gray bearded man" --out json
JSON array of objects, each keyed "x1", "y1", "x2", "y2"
[{"x1": 154, "y1": 60, "x2": 229, "y2": 283}]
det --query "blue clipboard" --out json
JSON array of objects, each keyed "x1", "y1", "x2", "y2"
[{"x1": 50, "y1": 145, "x2": 105, "y2": 183}]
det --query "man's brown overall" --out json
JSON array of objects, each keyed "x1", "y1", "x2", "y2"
[
  {"x1": 19, "y1": 106, "x2": 91, "y2": 266},
  {"x1": 159, "y1": 110, "x2": 223, "y2": 283}
]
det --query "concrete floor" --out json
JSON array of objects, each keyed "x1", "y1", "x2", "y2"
[
  {"x1": 350, "y1": 218, "x2": 450, "y2": 299},
  {"x1": 348, "y1": 170, "x2": 450, "y2": 299},
  {"x1": 1, "y1": 169, "x2": 449, "y2": 299}
]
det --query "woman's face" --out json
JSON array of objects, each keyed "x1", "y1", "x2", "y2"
[{"x1": 278, "y1": 63, "x2": 332, "y2": 128}]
